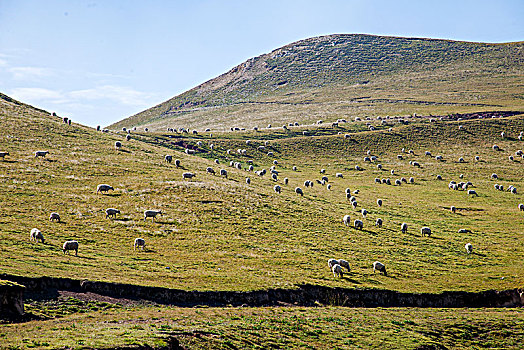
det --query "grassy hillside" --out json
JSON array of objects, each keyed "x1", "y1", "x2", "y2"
[
  {"x1": 1, "y1": 93, "x2": 524, "y2": 295},
  {"x1": 109, "y1": 34, "x2": 524, "y2": 131}
]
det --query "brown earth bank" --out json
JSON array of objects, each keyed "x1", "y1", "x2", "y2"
[{"x1": 2, "y1": 274, "x2": 523, "y2": 311}]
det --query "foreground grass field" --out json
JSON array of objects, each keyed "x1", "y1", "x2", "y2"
[
  {"x1": 1, "y1": 94, "x2": 524, "y2": 294},
  {"x1": 2, "y1": 302, "x2": 523, "y2": 349}
]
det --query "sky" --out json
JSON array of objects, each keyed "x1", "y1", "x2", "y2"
[{"x1": 0, "y1": 1, "x2": 522, "y2": 127}]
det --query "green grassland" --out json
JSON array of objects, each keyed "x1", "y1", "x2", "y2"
[
  {"x1": 110, "y1": 34, "x2": 524, "y2": 132},
  {"x1": 2, "y1": 303, "x2": 523, "y2": 349},
  {"x1": 1, "y1": 93, "x2": 524, "y2": 294}
]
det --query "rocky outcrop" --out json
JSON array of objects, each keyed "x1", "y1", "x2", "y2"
[
  {"x1": 0, "y1": 280, "x2": 25, "y2": 319},
  {"x1": 1, "y1": 274, "x2": 522, "y2": 308}
]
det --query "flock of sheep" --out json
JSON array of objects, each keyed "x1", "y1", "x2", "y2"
[{"x1": 7, "y1": 114, "x2": 522, "y2": 283}]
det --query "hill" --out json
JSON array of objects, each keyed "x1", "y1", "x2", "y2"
[
  {"x1": 2, "y1": 92, "x2": 524, "y2": 348},
  {"x1": 110, "y1": 34, "x2": 524, "y2": 131}
]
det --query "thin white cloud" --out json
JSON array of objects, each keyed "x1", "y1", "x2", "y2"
[
  {"x1": 10, "y1": 87, "x2": 64, "y2": 102},
  {"x1": 0, "y1": 58, "x2": 7, "y2": 67},
  {"x1": 9, "y1": 66, "x2": 54, "y2": 80},
  {"x1": 69, "y1": 85, "x2": 155, "y2": 106}
]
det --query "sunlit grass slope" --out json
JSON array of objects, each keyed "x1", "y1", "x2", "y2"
[{"x1": 1, "y1": 93, "x2": 524, "y2": 293}]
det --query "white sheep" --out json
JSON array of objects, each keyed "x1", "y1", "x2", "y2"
[
  {"x1": 377, "y1": 199, "x2": 382, "y2": 207},
  {"x1": 182, "y1": 172, "x2": 195, "y2": 180},
  {"x1": 467, "y1": 189, "x2": 478, "y2": 197},
  {"x1": 134, "y1": 238, "x2": 146, "y2": 251},
  {"x1": 372, "y1": 261, "x2": 387, "y2": 276},
  {"x1": 274, "y1": 185, "x2": 281, "y2": 194},
  {"x1": 63, "y1": 240, "x2": 79, "y2": 255},
  {"x1": 351, "y1": 201, "x2": 358, "y2": 209},
  {"x1": 377, "y1": 164, "x2": 382, "y2": 170},
  {"x1": 361, "y1": 209, "x2": 368, "y2": 219},
  {"x1": 115, "y1": 141, "x2": 122, "y2": 150},
  {"x1": 343, "y1": 215, "x2": 351, "y2": 226},
  {"x1": 332, "y1": 264, "x2": 343, "y2": 278},
  {"x1": 409, "y1": 177, "x2": 414, "y2": 183},
  {"x1": 338, "y1": 259, "x2": 351, "y2": 272},
  {"x1": 30, "y1": 228, "x2": 45, "y2": 243},
  {"x1": 144, "y1": 210, "x2": 162, "y2": 222},
  {"x1": 49, "y1": 212, "x2": 61, "y2": 222},
  {"x1": 284, "y1": 178, "x2": 289, "y2": 185},
  {"x1": 327, "y1": 184, "x2": 332, "y2": 190},
  {"x1": 336, "y1": 173, "x2": 343, "y2": 178},
  {"x1": 105, "y1": 208, "x2": 120, "y2": 219},
  {"x1": 465, "y1": 243, "x2": 473, "y2": 254},
  {"x1": 518, "y1": 203, "x2": 524, "y2": 211},
  {"x1": 164, "y1": 155, "x2": 173, "y2": 163},
  {"x1": 395, "y1": 179, "x2": 401, "y2": 186},
  {"x1": 97, "y1": 184, "x2": 114, "y2": 195},
  {"x1": 35, "y1": 151, "x2": 49, "y2": 158},
  {"x1": 175, "y1": 159, "x2": 181, "y2": 167},
  {"x1": 401, "y1": 222, "x2": 408, "y2": 234},
  {"x1": 375, "y1": 218, "x2": 383, "y2": 227},
  {"x1": 246, "y1": 177, "x2": 251, "y2": 185},
  {"x1": 450, "y1": 206, "x2": 456, "y2": 213},
  {"x1": 421, "y1": 227, "x2": 432, "y2": 237},
  {"x1": 292, "y1": 166, "x2": 297, "y2": 171},
  {"x1": 295, "y1": 187, "x2": 304, "y2": 196},
  {"x1": 328, "y1": 258, "x2": 339, "y2": 269},
  {"x1": 354, "y1": 219, "x2": 363, "y2": 230},
  {"x1": 206, "y1": 167, "x2": 215, "y2": 175}
]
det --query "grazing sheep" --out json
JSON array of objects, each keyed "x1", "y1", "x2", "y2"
[
  {"x1": 355, "y1": 165, "x2": 362, "y2": 171},
  {"x1": 321, "y1": 176, "x2": 329, "y2": 183},
  {"x1": 435, "y1": 155, "x2": 443, "y2": 161},
  {"x1": 115, "y1": 141, "x2": 122, "y2": 150},
  {"x1": 63, "y1": 240, "x2": 79, "y2": 255},
  {"x1": 144, "y1": 210, "x2": 162, "y2": 222},
  {"x1": 0, "y1": 151, "x2": 10, "y2": 159},
  {"x1": 217, "y1": 168, "x2": 227, "y2": 178},
  {"x1": 395, "y1": 179, "x2": 401, "y2": 186},
  {"x1": 377, "y1": 199, "x2": 383, "y2": 207},
  {"x1": 320, "y1": 169, "x2": 326, "y2": 174},
  {"x1": 351, "y1": 201, "x2": 358, "y2": 209},
  {"x1": 338, "y1": 259, "x2": 351, "y2": 272},
  {"x1": 185, "y1": 149, "x2": 195, "y2": 155},
  {"x1": 493, "y1": 144, "x2": 499, "y2": 151},
  {"x1": 35, "y1": 151, "x2": 49, "y2": 158},
  {"x1": 343, "y1": 215, "x2": 351, "y2": 226},
  {"x1": 436, "y1": 175, "x2": 442, "y2": 180},
  {"x1": 174, "y1": 159, "x2": 181, "y2": 167},
  {"x1": 519, "y1": 203, "x2": 524, "y2": 211},
  {"x1": 245, "y1": 177, "x2": 251, "y2": 185},
  {"x1": 182, "y1": 172, "x2": 196, "y2": 180},
  {"x1": 272, "y1": 173, "x2": 278, "y2": 181},
  {"x1": 409, "y1": 177, "x2": 414, "y2": 184},
  {"x1": 450, "y1": 206, "x2": 456, "y2": 213},
  {"x1": 491, "y1": 173, "x2": 498, "y2": 179},
  {"x1": 467, "y1": 189, "x2": 478, "y2": 197},
  {"x1": 372, "y1": 261, "x2": 387, "y2": 276},
  {"x1": 336, "y1": 173, "x2": 343, "y2": 178},
  {"x1": 292, "y1": 166, "x2": 297, "y2": 171},
  {"x1": 377, "y1": 164, "x2": 383, "y2": 170},
  {"x1": 375, "y1": 178, "x2": 381, "y2": 184},
  {"x1": 375, "y1": 218, "x2": 383, "y2": 227},
  {"x1": 354, "y1": 219, "x2": 363, "y2": 230},
  {"x1": 30, "y1": 228, "x2": 45, "y2": 243},
  {"x1": 206, "y1": 167, "x2": 215, "y2": 175},
  {"x1": 164, "y1": 155, "x2": 173, "y2": 163},
  {"x1": 401, "y1": 177, "x2": 407, "y2": 183},
  {"x1": 327, "y1": 184, "x2": 332, "y2": 190},
  {"x1": 421, "y1": 227, "x2": 432, "y2": 237},
  {"x1": 295, "y1": 187, "x2": 304, "y2": 196},
  {"x1": 134, "y1": 238, "x2": 146, "y2": 251},
  {"x1": 401, "y1": 222, "x2": 408, "y2": 234},
  {"x1": 349, "y1": 196, "x2": 356, "y2": 203},
  {"x1": 458, "y1": 229, "x2": 470, "y2": 234},
  {"x1": 49, "y1": 212, "x2": 61, "y2": 222},
  {"x1": 465, "y1": 243, "x2": 473, "y2": 254},
  {"x1": 332, "y1": 264, "x2": 343, "y2": 278},
  {"x1": 328, "y1": 258, "x2": 339, "y2": 269},
  {"x1": 425, "y1": 151, "x2": 432, "y2": 157},
  {"x1": 475, "y1": 156, "x2": 480, "y2": 161},
  {"x1": 105, "y1": 208, "x2": 120, "y2": 219},
  {"x1": 501, "y1": 131, "x2": 505, "y2": 138},
  {"x1": 283, "y1": 177, "x2": 289, "y2": 185},
  {"x1": 397, "y1": 155, "x2": 403, "y2": 160},
  {"x1": 361, "y1": 209, "x2": 368, "y2": 218},
  {"x1": 274, "y1": 185, "x2": 281, "y2": 194}
]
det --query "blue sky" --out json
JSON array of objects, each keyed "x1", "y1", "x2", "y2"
[{"x1": 0, "y1": 1, "x2": 522, "y2": 127}]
